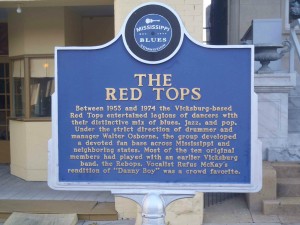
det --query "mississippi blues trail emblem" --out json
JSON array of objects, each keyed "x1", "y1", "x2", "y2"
[
  {"x1": 124, "y1": 4, "x2": 182, "y2": 63},
  {"x1": 134, "y1": 14, "x2": 172, "y2": 52}
]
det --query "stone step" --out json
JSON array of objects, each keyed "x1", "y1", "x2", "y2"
[
  {"x1": 3, "y1": 212, "x2": 77, "y2": 225},
  {"x1": 0, "y1": 200, "x2": 118, "y2": 222},
  {"x1": 277, "y1": 178, "x2": 300, "y2": 197},
  {"x1": 272, "y1": 162, "x2": 300, "y2": 178},
  {"x1": 263, "y1": 197, "x2": 300, "y2": 215}
]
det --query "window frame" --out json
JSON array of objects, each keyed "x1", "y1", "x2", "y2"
[{"x1": 10, "y1": 54, "x2": 54, "y2": 122}]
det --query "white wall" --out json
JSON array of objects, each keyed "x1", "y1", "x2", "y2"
[
  {"x1": 8, "y1": 7, "x2": 65, "y2": 56},
  {"x1": 114, "y1": 0, "x2": 204, "y2": 42},
  {"x1": 82, "y1": 16, "x2": 114, "y2": 46}
]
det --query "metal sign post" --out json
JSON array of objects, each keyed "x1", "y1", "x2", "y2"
[{"x1": 112, "y1": 192, "x2": 194, "y2": 225}]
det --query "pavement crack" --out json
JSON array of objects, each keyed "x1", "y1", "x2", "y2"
[{"x1": 91, "y1": 201, "x2": 100, "y2": 210}]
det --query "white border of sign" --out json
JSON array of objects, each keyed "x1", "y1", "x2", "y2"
[{"x1": 48, "y1": 2, "x2": 261, "y2": 194}]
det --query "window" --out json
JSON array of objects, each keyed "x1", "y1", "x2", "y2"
[
  {"x1": 0, "y1": 61, "x2": 10, "y2": 140},
  {"x1": 11, "y1": 55, "x2": 54, "y2": 120},
  {"x1": 12, "y1": 59, "x2": 25, "y2": 117},
  {"x1": 285, "y1": 0, "x2": 300, "y2": 30},
  {"x1": 30, "y1": 58, "x2": 54, "y2": 117}
]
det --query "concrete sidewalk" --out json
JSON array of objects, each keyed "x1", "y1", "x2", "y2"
[
  {"x1": 77, "y1": 220, "x2": 135, "y2": 225},
  {"x1": 2, "y1": 195, "x2": 299, "y2": 225},
  {"x1": 203, "y1": 195, "x2": 300, "y2": 225},
  {"x1": 76, "y1": 196, "x2": 300, "y2": 225}
]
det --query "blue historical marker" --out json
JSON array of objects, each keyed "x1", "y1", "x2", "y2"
[{"x1": 48, "y1": 3, "x2": 261, "y2": 193}]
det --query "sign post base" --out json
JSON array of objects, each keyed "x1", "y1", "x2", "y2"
[{"x1": 112, "y1": 191, "x2": 195, "y2": 225}]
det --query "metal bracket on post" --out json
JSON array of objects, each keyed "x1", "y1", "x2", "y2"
[{"x1": 112, "y1": 191, "x2": 195, "y2": 225}]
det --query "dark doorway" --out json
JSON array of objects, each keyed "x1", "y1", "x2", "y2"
[
  {"x1": 209, "y1": 0, "x2": 228, "y2": 45},
  {"x1": 0, "y1": 23, "x2": 8, "y2": 55}
]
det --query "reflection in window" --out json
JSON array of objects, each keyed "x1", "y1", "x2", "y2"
[
  {"x1": 30, "y1": 58, "x2": 54, "y2": 117},
  {"x1": 0, "y1": 64, "x2": 4, "y2": 77},
  {"x1": 12, "y1": 59, "x2": 25, "y2": 117},
  {"x1": 0, "y1": 95, "x2": 4, "y2": 109},
  {"x1": 0, "y1": 111, "x2": 5, "y2": 125}
]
